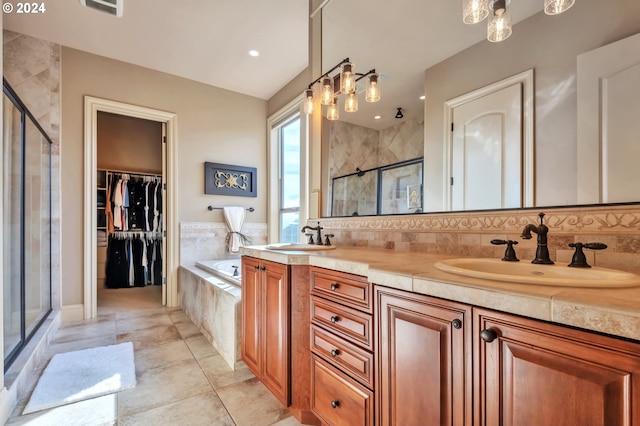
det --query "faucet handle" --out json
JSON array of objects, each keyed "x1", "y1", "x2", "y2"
[
  {"x1": 491, "y1": 239, "x2": 520, "y2": 262},
  {"x1": 305, "y1": 233, "x2": 315, "y2": 244},
  {"x1": 324, "y1": 233, "x2": 334, "y2": 246},
  {"x1": 568, "y1": 242, "x2": 608, "y2": 268}
]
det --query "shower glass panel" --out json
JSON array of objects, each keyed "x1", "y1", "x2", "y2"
[{"x1": 3, "y1": 79, "x2": 52, "y2": 369}]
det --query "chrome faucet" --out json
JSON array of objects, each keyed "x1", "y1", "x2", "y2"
[
  {"x1": 301, "y1": 221, "x2": 325, "y2": 245},
  {"x1": 521, "y1": 212, "x2": 554, "y2": 264}
]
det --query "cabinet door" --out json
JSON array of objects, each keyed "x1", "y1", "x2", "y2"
[
  {"x1": 474, "y1": 307, "x2": 640, "y2": 426},
  {"x1": 241, "y1": 256, "x2": 262, "y2": 375},
  {"x1": 261, "y1": 259, "x2": 290, "y2": 406},
  {"x1": 376, "y1": 287, "x2": 472, "y2": 426}
]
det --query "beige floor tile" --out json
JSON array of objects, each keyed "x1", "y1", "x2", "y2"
[
  {"x1": 117, "y1": 359, "x2": 213, "y2": 417},
  {"x1": 271, "y1": 416, "x2": 305, "y2": 426},
  {"x1": 116, "y1": 324, "x2": 182, "y2": 350},
  {"x1": 46, "y1": 334, "x2": 117, "y2": 359},
  {"x1": 52, "y1": 319, "x2": 116, "y2": 344},
  {"x1": 115, "y1": 311, "x2": 174, "y2": 334},
  {"x1": 199, "y1": 353, "x2": 255, "y2": 390},
  {"x1": 167, "y1": 309, "x2": 191, "y2": 324},
  {"x1": 134, "y1": 340, "x2": 195, "y2": 374},
  {"x1": 115, "y1": 307, "x2": 169, "y2": 321},
  {"x1": 118, "y1": 391, "x2": 234, "y2": 426},
  {"x1": 184, "y1": 335, "x2": 219, "y2": 360},
  {"x1": 174, "y1": 320, "x2": 202, "y2": 339},
  {"x1": 216, "y1": 377, "x2": 291, "y2": 426}
]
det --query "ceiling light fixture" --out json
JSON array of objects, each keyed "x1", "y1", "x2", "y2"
[
  {"x1": 487, "y1": 0, "x2": 512, "y2": 42},
  {"x1": 248, "y1": 50, "x2": 260, "y2": 57},
  {"x1": 304, "y1": 58, "x2": 380, "y2": 117},
  {"x1": 395, "y1": 107, "x2": 404, "y2": 119},
  {"x1": 544, "y1": 0, "x2": 575, "y2": 15},
  {"x1": 464, "y1": 0, "x2": 576, "y2": 42}
]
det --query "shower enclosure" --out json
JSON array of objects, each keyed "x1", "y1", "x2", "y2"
[{"x1": 2, "y1": 79, "x2": 53, "y2": 369}]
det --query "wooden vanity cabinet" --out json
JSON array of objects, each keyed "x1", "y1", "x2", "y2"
[
  {"x1": 241, "y1": 256, "x2": 290, "y2": 406},
  {"x1": 375, "y1": 286, "x2": 473, "y2": 426},
  {"x1": 474, "y1": 307, "x2": 640, "y2": 426},
  {"x1": 310, "y1": 267, "x2": 374, "y2": 426}
]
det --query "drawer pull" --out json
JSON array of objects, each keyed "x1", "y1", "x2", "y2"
[
  {"x1": 330, "y1": 315, "x2": 340, "y2": 323},
  {"x1": 331, "y1": 400, "x2": 340, "y2": 409},
  {"x1": 480, "y1": 328, "x2": 498, "y2": 343},
  {"x1": 330, "y1": 282, "x2": 340, "y2": 291},
  {"x1": 254, "y1": 265, "x2": 259, "y2": 270},
  {"x1": 260, "y1": 266, "x2": 266, "y2": 271},
  {"x1": 452, "y1": 319, "x2": 462, "y2": 329},
  {"x1": 330, "y1": 348, "x2": 340, "y2": 357}
]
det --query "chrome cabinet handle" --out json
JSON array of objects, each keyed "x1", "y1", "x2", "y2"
[
  {"x1": 330, "y1": 315, "x2": 340, "y2": 323},
  {"x1": 330, "y1": 349, "x2": 340, "y2": 357},
  {"x1": 330, "y1": 282, "x2": 339, "y2": 291},
  {"x1": 331, "y1": 400, "x2": 340, "y2": 409}
]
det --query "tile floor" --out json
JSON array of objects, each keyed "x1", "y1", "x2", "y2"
[{"x1": 6, "y1": 286, "x2": 304, "y2": 425}]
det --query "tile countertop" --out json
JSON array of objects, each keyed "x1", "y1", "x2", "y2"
[{"x1": 239, "y1": 245, "x2": 640, "y2": 342}]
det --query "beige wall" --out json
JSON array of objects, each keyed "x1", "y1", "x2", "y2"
[
  {"x1": 97, "y1": 111, "x2": 162, "y2": 174},
  {"x1": 61, "y1": 47, "x2": 267, "y2": 306},
  {"x1": 423, "y1": 0, "x2": 640, "y2": 210}
]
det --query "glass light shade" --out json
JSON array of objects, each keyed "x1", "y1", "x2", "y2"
[
  {"x1": 463, "y1": 0, "x2": 489, "y2": 24},
  {"x1": 340, "y1": 62, "x2": 356, "y2": 94},
  {"x1": 487, "y1": 7, "x2": 512, "y2": 42},
  {"x1": 344, "y1": 92, "x2": 358, "y2": 112},
  {"x1": 321, "y1": 76, "x2": 334, "y2": 106},
  {"x1": 365, "y1": 73, "x2": 380, "y2": 103},
  {"x1": 303, "y1": 89, "x2": 314, "y2": 115},
  {"x1": 544, "y1": 0, "x2": 575, "y2": 15},
  {"x1": 327, "y1": 99, "x2": 339, "y2": 121}
]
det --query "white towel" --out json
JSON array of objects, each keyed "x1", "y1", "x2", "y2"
[{"x1": 223, "y1": 206, "x2": 246, "y2": 253}]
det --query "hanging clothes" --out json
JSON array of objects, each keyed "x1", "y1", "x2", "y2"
[{"x1": 104, "y1": 232, "x2": 163, "y2": 288}]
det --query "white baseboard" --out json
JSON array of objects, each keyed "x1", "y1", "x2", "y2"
[
  {"x1": 0, "y1": 387, "x2": 14, "y2": 426},
  {"x1": 61, "y1": 304, "x2": 84, "y2": 322}
]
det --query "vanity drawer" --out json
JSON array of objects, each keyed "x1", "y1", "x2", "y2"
[
  {"x1": 311, "y1": 355, "x2": 374, "y2": 426},
  {"x1": 311, "y1": 325, "x2": 374, "y2": 389},
  {"x1": 311, "y1": 296, "x2": 373, "y2": 351},
  {"x1": 310, "y1": 267, "x2": 372, "y2": 313}
]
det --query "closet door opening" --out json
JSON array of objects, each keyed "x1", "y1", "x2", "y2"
[{"x1": 96, "y1": 111, "x2": 165, "y2": 311}]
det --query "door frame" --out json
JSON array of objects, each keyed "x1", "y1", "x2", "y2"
[
  {"x1": 443, "y1": 69, "x2": 534, "y2": 210},
  {"x1": 83, "y1": 96, "x2": 179, "y2": 319}
]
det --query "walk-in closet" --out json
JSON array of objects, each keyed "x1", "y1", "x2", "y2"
[{"x1": 96, "y1": 111, "x2": 165, "y2": 309}]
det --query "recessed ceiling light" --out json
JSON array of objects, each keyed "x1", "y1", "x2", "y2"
[
  {"x1": 374, "y1": 115, "x2": 381, "y2": 120},
  {"x1": 248, "y1": 50, "x2": 260, "y2": 57},
  {"x1": 419, "y1": 95, "x2": 426, "y2": 100}
]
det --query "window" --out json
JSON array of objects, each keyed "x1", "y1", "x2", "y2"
[
  {"x1": 268, "y1": 95, "x2": 307, "y2": 243},
  {"x1": 278, "y1": 115, "x2": 301, "y2": 242}
]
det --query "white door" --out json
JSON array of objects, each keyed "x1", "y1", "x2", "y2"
[
  {"x1": 450, "y1": 83, "x2": 522, "y2": 210},
  {"x1": 577, "y1": 32, "x2": 640, "y2": 204}
]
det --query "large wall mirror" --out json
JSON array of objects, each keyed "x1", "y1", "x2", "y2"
[{"x1": 319, "y1": 0, "x2": 640, "y2": 217}]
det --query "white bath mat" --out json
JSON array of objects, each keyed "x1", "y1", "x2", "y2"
[{"x1": 23, "y1": 342, "x2": 136, "y2": 414}]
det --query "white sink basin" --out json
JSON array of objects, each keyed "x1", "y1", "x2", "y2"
[
  {"x1": 265, "y1": 243, "x2": 337, "y2": 251},
  {"x1": 434, "y1": 258, "x2": 640, "y2": 288}
]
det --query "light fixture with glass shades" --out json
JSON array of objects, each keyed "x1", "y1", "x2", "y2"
[
  {"x1": 463, "y1": 0, "x2": 576, "y2": 42},
  {"x1": 544, "y1": 0, "x2": 575, "y2": 15},
  {"x1": 487, "y1": 0, "x2": 512, "y2": 43},
  {"x1": 462, "y1": 0, "x2": 489, "y2": 24},
  {"x1": 303, "y1": 57, "x2": 380, "y2": 117}
]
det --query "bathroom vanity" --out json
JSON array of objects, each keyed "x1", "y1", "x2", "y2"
[{"x1": 240, "y1": 246, "x2": 640, "y2": 426}]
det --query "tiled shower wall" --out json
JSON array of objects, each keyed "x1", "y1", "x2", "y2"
[
  {"x1": 3, "y1": 30, "x2": 61, "y2": 308},
  {"x1": 314, "y1": 204, "x2": 640, "y2": 274}
]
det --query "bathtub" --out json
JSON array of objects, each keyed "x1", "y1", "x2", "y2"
[{"x1": 196, "y1": 259, "x2": 242, "y2": 285}]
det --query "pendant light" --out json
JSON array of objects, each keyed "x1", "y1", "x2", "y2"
[
  {"x1": 463, "y1": 0, "x2": 489, "y2": 24},
  {"x1": 320, "y1": 76, "x2": 334, "y2": 106},
  {"x1": 544, "y1": 0, "x2": 575, "y2": 15},
  {"x1": 327, "y1": 98, "x2": 340, "y2": 121},
  {"x1": 340, "y1": 62, "x2": 356, "y2": 94},
  {"x1": 344, "y1": 92, "x2": 358, "y2": 113},
  {"x1": 303, "y1": 89, "x2": 314, "y2": 115},
  {"x1": 487, "y1": 0, "x2": 512, "y2": 43},
  {"x1": 366, "y1": 73, "x2": 381, "y2": 103}
]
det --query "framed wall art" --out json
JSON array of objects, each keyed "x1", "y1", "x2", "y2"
[{"x1": 204, "y1": 162, "x2": 257, "y2": 197}]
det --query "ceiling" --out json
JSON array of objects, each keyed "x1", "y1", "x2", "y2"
[
  {"x1": 3, "y1": 0, "x2": 309, "y2": 100},
  {"x1": 322, "y1": 0, "x2": 544, "y2": 130}
]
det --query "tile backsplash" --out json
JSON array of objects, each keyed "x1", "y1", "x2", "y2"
[
  {"x1": 180, "y1": 222, "x2": 267, "y2": 265},
  {"x1": 313, "y1": 205, "x2": 640, "y2": 273}
]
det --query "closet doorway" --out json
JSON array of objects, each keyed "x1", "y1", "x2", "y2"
[{"x1": 84, "y1": 97, "x2": 179, "y2": 320}]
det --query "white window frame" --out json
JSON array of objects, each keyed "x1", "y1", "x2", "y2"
[{"x1": 267, "y1": 94, "x2": 308, "y2": 243}]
